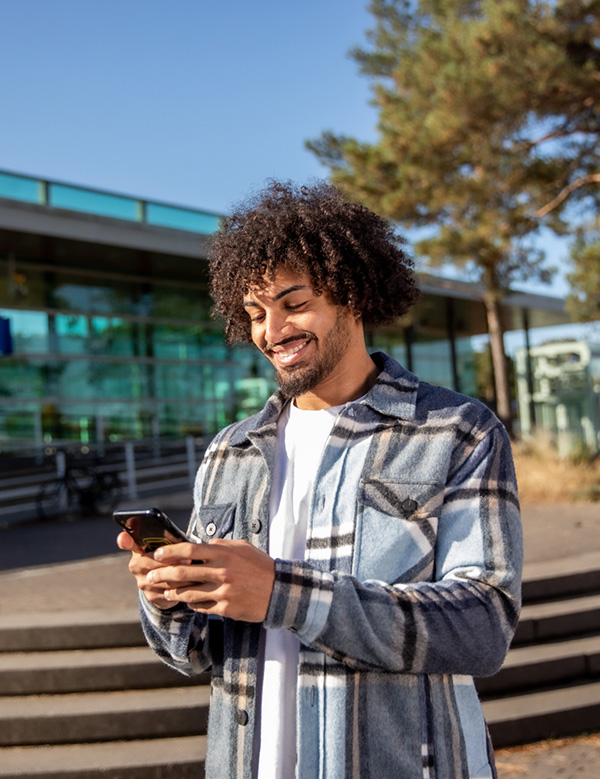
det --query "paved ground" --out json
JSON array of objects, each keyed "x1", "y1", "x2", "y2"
[
  {"x1": 6, "y1": 496, "x2": 600, "y2": 612},
  {"x1": 4, "y1": 494, "x2": 600, "y2": 777}
]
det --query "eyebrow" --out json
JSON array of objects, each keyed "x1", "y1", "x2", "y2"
[{"x1": 243, "y1": 284, "x2": 309, "y2": 308}]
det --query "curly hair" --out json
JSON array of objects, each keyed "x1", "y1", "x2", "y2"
[{"x1": 209, "y1": 180, "x2": 420, "y2": 343}]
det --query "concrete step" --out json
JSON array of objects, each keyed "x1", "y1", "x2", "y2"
[
  {"x1": 0, "y1": 686, "x2": 210, "y2": 746},
  {"x1": 0, "y1": 736, "x2": 206, "y2": 778},
  {"x1": 522, "y1": 551, "x2": 600, "y2": 602},
  {"x1": 477, "y1": 633, "x2": 600, "y2": 696},
  {"x1": 513, "y1": 591, "x2": 600, "y2": 645},
  {"x1": 0, "y1": 609, "x2": 144, "y2": 652},
  {"x1": 484, "y1": 679, "x2": 600, "y2": 748},
  {"x1": 0, "y1": 645, "x2": 210, "y2": 695}
]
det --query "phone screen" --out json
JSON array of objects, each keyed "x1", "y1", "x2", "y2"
[{"x1": 114, "y1": 508, "x2": 190, "y2": 552}]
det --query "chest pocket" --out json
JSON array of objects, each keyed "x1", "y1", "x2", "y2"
[
  {"x1": 354, "y1": 480, "x2": 442, "y2": 584},
  {"x1": 191, "y1": 503, "x2": 236, "y2": 543}
]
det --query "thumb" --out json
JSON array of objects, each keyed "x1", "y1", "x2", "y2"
[{"x1": 117, "y1": 531, "x2": 136, "y2": 551}]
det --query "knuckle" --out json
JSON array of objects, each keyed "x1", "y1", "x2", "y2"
[{"x1": 216, "y1": 601, "x2": 228, "y2": 617}]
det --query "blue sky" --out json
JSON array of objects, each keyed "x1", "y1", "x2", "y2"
[
  {"x1": 1, "y1": 0, "x2": 377, "y2": 212},
  {"x1": 1, "y1": 0, "x2": 596, "y2": 347}
]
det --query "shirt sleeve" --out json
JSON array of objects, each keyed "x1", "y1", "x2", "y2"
[
  {"x1": 138, "y1": 456, "x2": 215, "y2": 676},
  {"x1": 263, "y1": 422, "x2": 523, "y2": 677}
]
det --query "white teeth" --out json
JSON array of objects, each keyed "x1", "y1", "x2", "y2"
[
  {"x1": 274, "y1": 341, "x2": 307, "y2": 362},
  {"x1": 281, "y1": 343, "x2": 305, "y2": 356}
]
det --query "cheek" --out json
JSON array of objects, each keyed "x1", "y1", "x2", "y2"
[{"x1": 251, "y1": 324, "x2": 266, "y2": 350}]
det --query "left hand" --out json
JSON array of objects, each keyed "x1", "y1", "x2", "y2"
[{"x1": 146, "y1": 538, "x2": 276, "y2": 622}]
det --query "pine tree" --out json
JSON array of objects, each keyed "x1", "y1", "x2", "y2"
[
  {"x1": 308, "y1": 0, "x2": 600, "y2": 432},
  {"x1": 568, "y1": 227, "x2": 600, "y2": 322}
]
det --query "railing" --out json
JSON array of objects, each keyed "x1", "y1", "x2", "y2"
[
  {"x1": 0, "y1": 437, "x2": 206, "y2": 526},
  {"x1": 0, "y1": 169, "x2": 221, "y2": 235}
]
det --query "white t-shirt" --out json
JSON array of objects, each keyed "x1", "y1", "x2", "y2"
[{"x1": 257, "y1": 400, "x2": 344, "y2": 779}]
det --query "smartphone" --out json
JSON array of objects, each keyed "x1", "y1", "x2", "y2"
[{"x1": 113, "y1": 507, "x2": 192, "y2": 553}]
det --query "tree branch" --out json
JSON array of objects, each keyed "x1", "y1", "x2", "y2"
[
  {"x1": 536, "y1": 173, "x2": 600, "y2": 217},
  {"x1": 517, "y1": 127, "x2": 571, "y2": 151}
]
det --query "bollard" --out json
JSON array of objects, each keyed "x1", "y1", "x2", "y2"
[
  {"x1": 34, "y1": 409, "x2": 44, "y2": 465},
  {"x1": 56, "y1": 450, "x2": 66, "y2": 477},
  {"x1": 96, "y1": 415, "x2": 105, "y2": 459},
  {"x1": 186, "y1": 435, "x2": 196, "y2": 488},
  {"x1": 152, "y1": 416, "x2": 160, "y2": 459},
  {"x1": 125, "y1": 442, "x2": 138, "y2": 499}
]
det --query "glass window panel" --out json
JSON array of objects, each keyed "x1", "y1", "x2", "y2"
[
  {"x1": 0, "y1": 359, "x2": 45, "y2": 398},
  {"x1": 146, "y1": 203, "x2": 220, "y2": 234},
  {"x1": 0, "y1": 403, "x2": 40, "y2": 442},
  {"x1": 0, "y1": 263, "x2": 46, "y2": 309},
  {"x1": 55, "y1": 314, "x2": 89, "y2": 354},
  {"x1": 456, "y1": 337, "x2": 477, "y2": 397},
  {"x1": 152, "y1": 324, "x2": 227, "y2": 360},
  {"x1": 50, "y1": 184, "x2": 139, "y2": 220},
  {"x1": 155, "y1": 362, "x2": 209, "y2": 399},
  {"x1": 0, "y1": 172, "x2": 41, "y2": 204},
  {"x1": 152, "y1": 285, "x2": 212, "y2": 322},
  {"x1": 90, "y1": 317, "x2": 143, "y2": 357},
  {"x1": 412, "y1": 339, "x2": 454, "y2": 388},
  {"x1": 51, "y1": 279, "x2": 124, "y2": 315},
  {"x1": 0, "y1": 309, "x2": 48, "y2": 353},
  {"x1": 367, "y1": 331, "x2": 408, "y2": 366}
]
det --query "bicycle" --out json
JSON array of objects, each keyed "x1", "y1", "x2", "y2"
[{"x1": 36, "y1": 454, "x2": 122, "y2": 521}]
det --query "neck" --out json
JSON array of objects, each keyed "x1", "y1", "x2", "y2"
[{"x1": 294, "y1": 351, "x2": 380, "y2": 410}]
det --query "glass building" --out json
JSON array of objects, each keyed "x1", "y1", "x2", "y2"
[
  {"x1": 515, "y1": 340, "x2": 600, "y2": 455},
  {"x1": 0, "y1": 169, "x2": 571, "y2": 450}
]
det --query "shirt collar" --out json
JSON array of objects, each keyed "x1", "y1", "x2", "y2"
[
  {"x1": 228, "y1": 351, "x2": 419, "y2": 447},
  {"x1": 361, "y1": 352, "x2": 419, "y2": 420}
]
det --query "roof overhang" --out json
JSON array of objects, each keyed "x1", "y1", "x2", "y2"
[{"x1": 0, "y1": 196, "x2": 210, "y2": 259}]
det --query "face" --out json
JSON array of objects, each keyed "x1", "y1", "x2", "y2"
[{"x1": 243, "y1": 268, "x2": 356, "y2": 399}]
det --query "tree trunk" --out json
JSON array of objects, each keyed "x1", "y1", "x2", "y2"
[{"x1": 483, "y1": 294, "x2": 513, "y2": 436}]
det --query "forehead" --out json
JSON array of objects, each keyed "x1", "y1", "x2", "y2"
[{"x1": 243, "y1": 268, "x2": 315, "y2": 303}]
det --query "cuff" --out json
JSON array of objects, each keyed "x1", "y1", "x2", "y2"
[
  {"x1": 139, "y1": 591, "x2": 191, "y2": 622},
  {"x1": 264, "y1": 559, "x2": 335, "y2": 644}
]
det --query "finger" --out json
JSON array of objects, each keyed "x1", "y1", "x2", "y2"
[
  {"x1": 163, "y1": 584, "x2": 221, "y2": 607},
  {"x1": 146, "y1": 563, "x2": 218, "y2": 587},
  {"x1": 128, "y1": 550, "x2": 172, "y2": 580},
  {"x1": 143, "y1": 588, "x2": 180, "y2": 610},
  {"x1": 153, "y1": 542, "x2": 209, "y2": 564}
]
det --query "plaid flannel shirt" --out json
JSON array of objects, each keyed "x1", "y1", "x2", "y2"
[{"x1": 140, "y1": 352, "x2": 522, "y2": 779}]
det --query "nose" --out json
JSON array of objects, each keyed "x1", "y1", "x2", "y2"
[{"x1": 263, "y1": 309, "x2": 292, "y2": 348}]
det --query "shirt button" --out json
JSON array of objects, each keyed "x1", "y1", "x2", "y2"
[
  {"x1": 205, "y1": 522, "x2": 217, "y2": 536},
  {"x1": 401, "y1": 498, "x2": 419, "y2": 513},
  {"x1": 249, "y1": 518, "x2": 262, "y2": 534},
  {"x1": 235, "y1": 708, "x2": 249, "y2": 726}
]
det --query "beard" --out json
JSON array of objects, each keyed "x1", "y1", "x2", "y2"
[{"x1": 273, "y1": 308, "x2": 352, "y2": 398}]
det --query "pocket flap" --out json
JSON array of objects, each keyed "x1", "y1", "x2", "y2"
[
  {"x1": 194, "y1": 503, "x2": 236, "y2": 540},
  {"x1": 358, "y1": 480, "x2": 442, "y2": 519}
]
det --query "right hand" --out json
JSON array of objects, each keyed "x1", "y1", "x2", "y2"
[{"x1": 117, "y1": 532, "x2": 190, "y2": 610}]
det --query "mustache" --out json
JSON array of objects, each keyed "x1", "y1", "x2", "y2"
[{"x1": 264, "y1": 332, "x2": 316, "y2": 353}]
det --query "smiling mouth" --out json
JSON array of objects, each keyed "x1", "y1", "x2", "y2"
[{"x1": 267, "y1": 337, "x2": 313, "y2": 367}]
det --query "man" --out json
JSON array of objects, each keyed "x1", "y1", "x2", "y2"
[{"x1": 118, "y1": 181, "x2": 522, "y2": 779}]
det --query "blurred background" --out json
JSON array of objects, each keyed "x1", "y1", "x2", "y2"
[
  {"x1": 0, "y1": 0, "x2": 598, "y2": 511},
  {"x1": 1, "y1": 4, "x2": 599, "y2": 775}
]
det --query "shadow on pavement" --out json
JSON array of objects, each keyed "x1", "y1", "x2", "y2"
[{"x1": 1, "y1": 507, "x2": 191, "y2": 571}]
